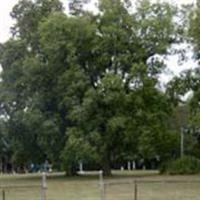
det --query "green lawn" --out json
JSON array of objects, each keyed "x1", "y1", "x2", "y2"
[{"x1": 0, "y1": 171, "x2": 200, "y2": 200}]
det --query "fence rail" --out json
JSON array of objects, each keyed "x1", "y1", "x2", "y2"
[
  {"x1": 99, "y1": 172, "x2": 200, "y2": 200},
  {"x1": 103, "y1": 179, "x2": 200, "y2": 185},
  {"x1": 0, "y1": 184, "x2": 41, "y2": 189},
  {"x1": 0, "y1": 172, "x2": 47, "y2": 200}
]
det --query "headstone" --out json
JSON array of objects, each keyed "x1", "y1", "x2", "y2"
[
  {"x1": 79, "y1": 161, "x2": 83, "y2": 173},
  {"x1": 128, "y1": 161, "x2": 131, "y2": 170},
  {"x1": 132, "y1": 161, "x2": 136, "y2": 170}
]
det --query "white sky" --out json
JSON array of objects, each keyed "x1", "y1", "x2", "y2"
[{"x1": 0, "y1": 0, "x2": 197, "y2": 86}]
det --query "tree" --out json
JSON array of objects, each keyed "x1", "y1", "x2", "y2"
[
  {"x1": 61, "y1": 0, "x2": 177, "y2": 175},
  {"x1": 0, "y1": 0, "x2": 178, "y2": 175},
  {"x1": 0, "y1": 0, "x2": 65, "y2": 169},
  {"x1": 166, "y1": 0, "x2": 200, "y2": 160},
  {"x1": 11, "y1": 0, "x2": 63, "y2": 52},
  {"x1": 68, "y1": 0, "x2": 90, "y2": 15}
]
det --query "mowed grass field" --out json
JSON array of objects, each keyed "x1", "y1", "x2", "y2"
[{"x1": 0, "y1": 170, "x2": 200, "y2": 200}]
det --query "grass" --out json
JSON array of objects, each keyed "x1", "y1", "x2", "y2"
[{"x1": 0, "y1": 170, "x2": 200, "y2": 200}]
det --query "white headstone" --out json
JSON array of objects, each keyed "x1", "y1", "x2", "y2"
[
  {"x1": 132, "y1": 161, "x2": 136, "y2": 170},
  {"x1": 128, "y1": 161, "x2": 131, "y2": 170},
  {"x1": 79, "y1": 161, "x2": 83, "y2": 173}
]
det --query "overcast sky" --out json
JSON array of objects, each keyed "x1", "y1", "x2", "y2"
[{"x1": 0, "y1": 0, "x2": 198, "y2": 86}]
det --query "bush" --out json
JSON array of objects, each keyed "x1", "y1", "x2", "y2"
[{"x1": 160, "y1": 156, "x2": 200, "y2": 175}]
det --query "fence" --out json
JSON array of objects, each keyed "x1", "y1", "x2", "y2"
[
  {"x1": 1, "y1": 171, "x2": 200, "y2": 200},
  {"x1": 0, "y1": 172, "x2": 47, "y2": 200},
  {"x1": 99, "y1": 171, "x2": 200, "y2": 200}
]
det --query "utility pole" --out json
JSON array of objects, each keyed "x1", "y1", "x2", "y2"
[{"x1": 180, "y1": 127, "x2": 184, "y2": 158}]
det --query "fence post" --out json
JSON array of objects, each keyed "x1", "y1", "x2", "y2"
[
  {"x1": 134, "y1": 180, "x2": 138, "y2": 200},
  {"x1": 99, "y1": 170, "x2": 106, "y2": 200},
  {"x1": 2, "y1": 190, "x2": 5, "y2": 200},
  {"x1": 41, "y1": 172, "x2": 47, "y2": 200}
]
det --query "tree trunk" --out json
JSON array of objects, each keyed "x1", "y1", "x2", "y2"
[
  {"x1": 102, "y1": 155, "x2": 112, "y2": 176},
  {"x1": 65, "y1": 165, "x2": 77, "y2": 176}
]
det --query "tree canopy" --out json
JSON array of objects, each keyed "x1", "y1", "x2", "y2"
[{"x1": 0, "y1": 0, "x2": 185, "y2": 175}]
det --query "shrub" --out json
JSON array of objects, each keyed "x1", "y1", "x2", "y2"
[{"x1": 160, "y1": 156, "x2": 200, "y2": 175}]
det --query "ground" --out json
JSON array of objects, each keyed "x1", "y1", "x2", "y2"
[{"x1": 0, "y1": 170, "x2": 200, "y2": 200}]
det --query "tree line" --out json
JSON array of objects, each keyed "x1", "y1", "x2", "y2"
[{"x1": 0, "y1": 0, "x2": 200, "y2": 176}]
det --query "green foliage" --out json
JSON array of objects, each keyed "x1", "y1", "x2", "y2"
[
  {"x1": 161, "y1": 156, "x2": 200, "y2": 175},
  {"x1": 11, "y1": 0, "x2": 63, "y2": 51},
  {"x1": 0, "y1": 0, "x2": 179, "y2": 175},
  {"x1": 166, "y1": 1, "x2": 200, "y2": 163},
  {"x1": 61, "y1": 128, "x2": 98, "y2": 175},
  {"x1": 68, "y1": 0, "x2": 90, "y2": 15}
]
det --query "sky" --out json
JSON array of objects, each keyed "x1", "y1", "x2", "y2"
[{"x1": 0, "y1": 0, "x2": 198, "y2": 86}]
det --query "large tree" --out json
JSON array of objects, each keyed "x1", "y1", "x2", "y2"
[
  {"x1": 0, "y1": 0, "x2": 64, "y2": 168},
  {"x1": 0, "y1": 0, "x2": 178, "y2": 175},
  {"x1": 60, "y1": 0, "x2": 177, "y2": 175}
]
